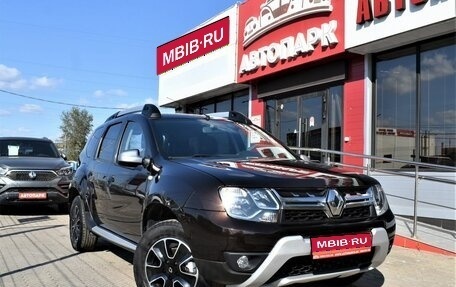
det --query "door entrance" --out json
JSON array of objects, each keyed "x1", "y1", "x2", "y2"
[{"x1": 277, "y1": 87, "x2": 342, "y2": 162}]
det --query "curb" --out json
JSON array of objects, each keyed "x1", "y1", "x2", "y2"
[{"x1": 394, "y1": 234, "x2": 456, "y2": 257}]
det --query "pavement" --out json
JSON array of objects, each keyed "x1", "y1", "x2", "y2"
[{"x1": 0, "y1": 205, "x2": 455, "y2": 287}]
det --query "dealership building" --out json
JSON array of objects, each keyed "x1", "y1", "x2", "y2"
[{"x1": 158, "y1": 1, "x2": 455, "y2": 226}]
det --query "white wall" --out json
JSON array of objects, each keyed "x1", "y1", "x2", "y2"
[
  {"x1": 158, "y1": 5, "x2": 239, "y2": 107},
  {"x1": 345, "y1": 0, "x2": 456, "y2": 50}
]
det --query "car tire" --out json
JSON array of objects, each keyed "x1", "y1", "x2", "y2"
[
  {"x1": 69, "y1": 195, "x2": 97, "y2": 251},
  {"x1": 133, "y1": 219, "x2": 216, "y2": 287}
]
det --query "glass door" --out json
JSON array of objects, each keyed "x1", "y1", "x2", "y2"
[
  {"x1": 300, "y1": 92, "x2": 324, "y2": 161},
  {"x1": 274, "y1": 86, "x2": 342, "y2": 162},
  {"x1": 277, "y1": 97, "x2": 298, "y2": 147}
]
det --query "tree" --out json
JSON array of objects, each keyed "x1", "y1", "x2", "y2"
[{"x1": 60, "y1": 107, "x2": 93, "y2": 161}]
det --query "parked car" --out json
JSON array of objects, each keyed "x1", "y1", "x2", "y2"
[
  {"x1": 0, "y1": 137, "x2": 73, "y2": 212},
  {"x1": 69, "y1": 104, "x2": 395, "y2": 287}
]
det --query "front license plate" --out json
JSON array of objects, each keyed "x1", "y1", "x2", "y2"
[
  {"x1": 311, "y1": 233, "x2": 372, "y2": 259},
  {"x1": 18, "y1": 192, "x2": 47, "y2": 200}
]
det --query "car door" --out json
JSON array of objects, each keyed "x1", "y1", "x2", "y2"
[
  {"x1": 104, "y1": 120, "x2": 149, "y2": 242},
  {"x1": 92, "y1": 122, "x2": 124, "y2": 228}
]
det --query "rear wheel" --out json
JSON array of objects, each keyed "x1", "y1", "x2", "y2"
[
  {"x1": 69, "y1": 195, "x2": 97, "y2": 251},
  {"x1": 134, "y1": 219, "x2": 216, "y2": 287}
]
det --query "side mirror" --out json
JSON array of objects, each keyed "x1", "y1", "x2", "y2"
[
  {"x1": 118, "y1": 150, "x2": 162, "y2": 176},
  {"x1": 118, "y1": 150, "x2": 143, "y2": 166},
  {"x1": 61, "y1": 153, "x2": 68, "y2": 161}
]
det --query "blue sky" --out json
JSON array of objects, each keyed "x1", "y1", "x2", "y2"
[{"x1": 0, "y1": 0, "x2": 236, "y2": 141}]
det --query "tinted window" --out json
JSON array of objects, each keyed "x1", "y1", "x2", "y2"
[
  {"x1": 98, "y1": 123, "x2": 122, "y2": 162},
  {"x1": 374, "y1": 37, "x2": 455, "y2": 168},
  {"x1": 151, "y1": 118, "x2": 295, "y2": 160},
  {"x1": 119, "y1": 122, "x2": 145, "y2": 157},
  {"x1": 0, "y1": 139, "x2": 59, "y2": 158},
  {"x1": 85, "y1": 128, "x2": 104, "y2": 159}
]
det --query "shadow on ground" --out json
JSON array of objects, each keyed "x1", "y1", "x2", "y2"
[{"x1": 0, "y1": 204, "x2": 67, "y2": 216}]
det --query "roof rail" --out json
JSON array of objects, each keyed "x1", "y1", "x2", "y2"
[
  {"x1": 105, "y1": 104, "x2": 161, "y2": 122},
  {"x1": 207, "y1": 111, "x2": 252, "y2": 125}
]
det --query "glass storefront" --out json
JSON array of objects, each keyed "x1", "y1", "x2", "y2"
[
  {"x1": 374, "y1": 36, "x2": 456, "y2": 168},
  {"x1": 265, "y1": 86, "x2": 343, "y2": 162}
]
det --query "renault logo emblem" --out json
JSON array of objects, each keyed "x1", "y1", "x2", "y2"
[
  {"x1": 28, "y1": 171, "x2": 37, "y2": 180},
  {"x1": 326, "y1": 189, "x2": 345, "y2": 217}
]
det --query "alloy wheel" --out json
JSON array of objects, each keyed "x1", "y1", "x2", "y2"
[{"x1": 144, "y1": 237, "x2": 198, "y2": 287}]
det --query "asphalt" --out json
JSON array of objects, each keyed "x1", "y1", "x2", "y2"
[{"x1": 0, "y1": 205, "x2": 455, "y2": 287}]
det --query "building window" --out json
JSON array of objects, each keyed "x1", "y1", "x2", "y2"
[
  {"x1": 374, "y1": 36, "x2": 455, "y2": 168},
  {"x1": 187, "y1": 89, "x2": 249, "y2": 116}
]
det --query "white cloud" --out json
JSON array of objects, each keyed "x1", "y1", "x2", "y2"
[
  {"x1": 381, "y1": 65, "x2": 416, "y2": 95},
  {"x1": 0, "y1": 64, "x2": 27, "y2": 90},
  {"x1": 93, "y1": 89, "x2": 127, "y2": 98},
  {"x1": 0, "y1": 64, "x2": 60, "y2": 90},
  {"x1": 19, "y1": 104, "x2": 43, "y2": 113},
  {"x1": 381, "y1": 53, "x2": 456, "y2": 96},
  {"x1": 116, "y1": 97, "x2": 156, "y2": 110},
  {"x1": 30, "y1": 76, "x2": 60, "y2": 89},
  {"x1": 422, "y1": 53, "x2": 456, "y2": 81},
  {"x1": 0, "y1": 64, "x2": 20, "y2": 81},
  {"x1": 0, "y1": 109, "x2": 11, "y2": 116}
]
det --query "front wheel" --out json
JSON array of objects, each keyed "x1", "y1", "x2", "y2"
[
  {"x1": 69, "y1": 195, "x2": 97, "y2": 251},
  {"x1": 133, "y1": 219, "x2": 213, "y2": 287}
]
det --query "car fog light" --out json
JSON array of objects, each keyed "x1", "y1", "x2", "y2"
[
  {"x1": 259, "y1": 211, "x2": 278, "y2": 223},
  {"x1": 237, "y1": 256, "x2": 250, "y2": 269}
]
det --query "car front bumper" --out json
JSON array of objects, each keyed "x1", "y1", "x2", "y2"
[
  {"x1": 183, "y1": 208, "x2": 395, "y2": 285},
  {"x1": 0, "y1": 177, "x2": 70, "y2": 206},
  {"x1": 227, "y1": 227, "x2": 390, "y2": 287}
]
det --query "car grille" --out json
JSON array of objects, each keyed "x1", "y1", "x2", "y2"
[
  {"x1": 282, "y1": 206, "x2": 372, "y2": 223},
  {"x1": 275, "y1": 187, "x2": 373, "y2": 224},
  {"x1": 267, "y1": 251, "x2": 374, "y2": 284},
  {"x1": 7, "y1": 170, "x2": 57, "y2": 181}
]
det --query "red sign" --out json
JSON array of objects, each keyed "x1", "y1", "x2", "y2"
[
  {"x1": 237, "y1": 0, "x2": 345, "y2": 83},
  {"x1": 157, "y1": 17, "x2": 230, "y2": 75},
  {"x1": 311, "y1": 233, "x2": 372, "y2": 259}
]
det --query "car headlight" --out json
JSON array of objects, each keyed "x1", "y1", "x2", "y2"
[
  {"x1": 368, "y1": 184, "x2": 389, "y2": 216},
  {"x1": 56, "y1": 166, "x2": 73, "y2": 176},
  {"x1": 219, "y1": 187, "x2": 280, "y2": 223}
]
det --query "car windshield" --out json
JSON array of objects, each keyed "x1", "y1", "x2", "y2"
[
  {"x1": 0, "y1": 139, "x2": 60, "y2": 158},
  {"x1": 151, "y1": 117, "x2": 296, "y2": 160}
]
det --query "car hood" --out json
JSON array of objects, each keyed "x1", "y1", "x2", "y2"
[
  {"x1": 174, "y1": 158, "x2": 373, "y2": 188},
  {"x1": 0, "y1": 157, "x2": 68, "y2": 170}
]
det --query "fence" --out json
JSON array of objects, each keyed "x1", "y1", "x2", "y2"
[{"x1": 289, "y1": 147, "x2": 456, "y2": 239}]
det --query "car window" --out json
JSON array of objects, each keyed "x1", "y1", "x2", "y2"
[
  {"x1": 119, "y1": 121, "x2": 145, "y2": 157},
  {"x1": 0, "y1": 139, "x2": 59, "y2": 158},
  {"x1": 151, "y1": 118, "x2": 296, "y2": 160},
  {"x1": 85, "y1": 128, "x2": 104, "y2": 159},
  {"x1": 98, "y1": 123, "x2": 122, "y2": 162}
]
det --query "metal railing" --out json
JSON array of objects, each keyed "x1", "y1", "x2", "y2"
[{"x1": 289, "y1": 147, "x2": 456, "y2": 238}]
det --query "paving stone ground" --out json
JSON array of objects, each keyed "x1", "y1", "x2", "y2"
[{"x1": 0, "y1": 205, "x2": 454, "y2": 287}]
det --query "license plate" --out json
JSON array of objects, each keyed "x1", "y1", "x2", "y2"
[
  {"x1": 18, "y1": 192, "x2": 47, "y2": 200},
  {"x1": 311, "y1": 233, "x2": 372, "y2": 259}
]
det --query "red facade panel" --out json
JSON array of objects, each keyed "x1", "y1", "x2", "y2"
[{"x1": 343, "y1": 56, "x2": 365, "y2": 167}]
